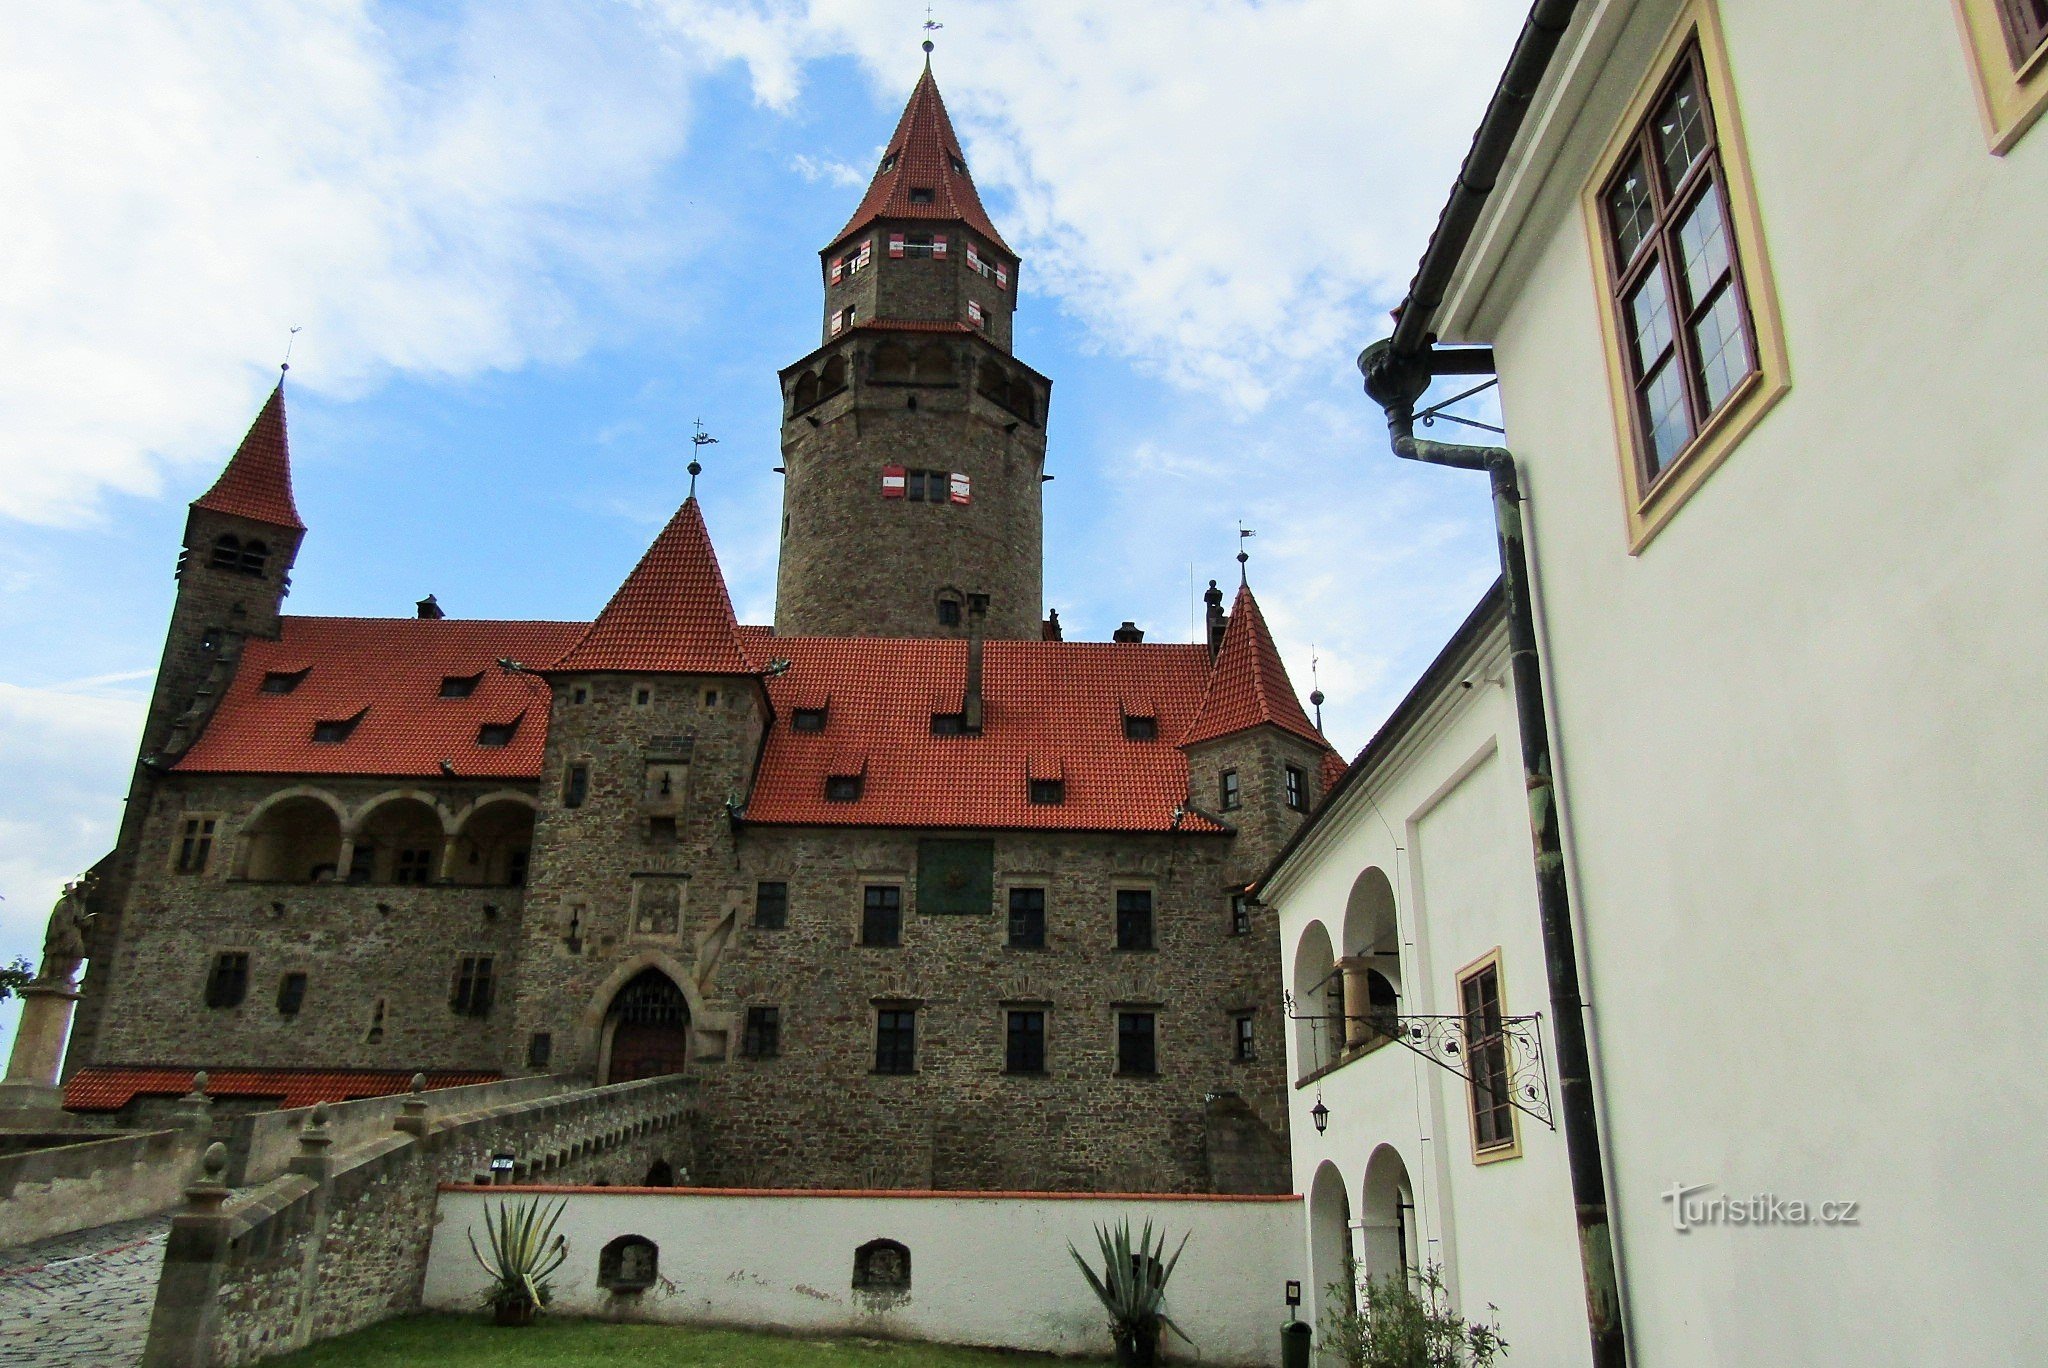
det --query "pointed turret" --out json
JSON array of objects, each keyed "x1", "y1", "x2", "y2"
[
  {"x1": 1182, "y1": 585, "x2": 1323, "y2": 748},
  {"x1": 552, "y1": 498, "x2": 755, "y2": 674},
  {"x1": 835, "y1": 65, "x2": 1010, "y2": 255},
  {"x1": 192, "y1": 383, "x2": 304, "y2": 531}
]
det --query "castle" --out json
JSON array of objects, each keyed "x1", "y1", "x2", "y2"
[{"x1": 58, "y1": 64, "x2": 1338, "y2": 1194}]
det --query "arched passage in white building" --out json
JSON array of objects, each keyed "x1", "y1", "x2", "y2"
[
  {"x1": 1290, "y1": 921, "x2": 1340, "y2": 1080},
  {"x1": 1358, "y1": 1144, "x2": 1418, "y2": 1289},
  {"x1": 1342, "y1": 867, "x2": 1402, "y2": 1047},
  {"x1": 1307, "y1": 1159, "x2": 1354, "y2": 1345}
]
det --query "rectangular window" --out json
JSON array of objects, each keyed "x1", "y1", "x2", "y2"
[
  {"x1": 1028, "y1": 778, "x2": 1065, "y2": 805},
  {"x1": 755, "y1": 881, "x2": 789, "y2": 929},
  {"x1": 1006, "y1": 1010, "x2": 1047, "y2": 1074},
  {"x1": 1123, "y1": 715, "x2": 1157, "y2": 741},
  {"x1": 393, "y1": 848, "x2": 434, "y2": 885},
  {"x1": 507, "y1": 849, "x2": 530, "y2": 887},
  {"x1": 1234, "y1": 1012, "x2": 1256, "y2": 1062},
  {"x1": 276, "y1": 971, "x2": 307, "y2": 1016},
  {"x1": 875, "y1": 1008, "x2": 917, "y2": 1073},
  {"x1": 743, "y1": 1006, "x2": 781, "y2": 1058},
  {"x1": 1460, "y1": 956, "x2": 1517, "y2": 1158},
  {"x1": 452, "y1": 956, "x2": 495, "y2": 1017},
  {"x1": 176, "y1": 817, "x2": 215, "y2": 874},
  {"x1": 792, "y1": 707, "x2": 828, "y2": 731},
  {"x1": 1285, "y1": 765, "x2": 1306, "y2": 812},
  {"x1": 1229, "y1": 892, "x2": 1252, "y2": 937},
  {"x1": 346, "y1": 843, "x2": 375, "y2": 884},
  {"x1": 904, "y1": 468, "x2": 951, "y2": 503},
  {"x1": 477, "y1": 721, "x2": 517, "y2": 747},
  {"x1": 1583, "y1": 9, "x2": 1790, "y2": 549},
  {"x1": 1998, "y1": 0, "x2": 2048, "y2": 66},
  {"x1": 527, "y1": 1032, "x2": 553, "y2": 1068},
  {"x1": 930, "y1": 711, "x2": 967, "y2": 735},
  {"x1": 1955, "y1": 0, "x2": 2048, "y2": 151},
  {"x1": 204, "y1": 952, "x2": 249, "y2": 1008},
  {"x1": 826, "y1": 774, "x2": 864, "y2": 802},
  {"x1": 1115, "y1": 889, "x2": 1154, "y2": 952},
  {"x1": 908, "y1": 186, "x2": 936, "y2": 204},
  {"x1": 1008, "y1": 887, "x2": 1046, "y2": 949},
  {"x1": 260, "y1": 669, "x2": 307, "y2": 694},
  {"x1": 1220, "y1": 770, "x2": 1240, "y2": 810},
  {"x1": 861, "y1": 885, "x2": 902, "y2": 947},
  {"x1": 1117, "y1": 1012, "x2": 1157, "y2": 1076},
  {"x1": 563, "y1": 763, "x2": 589, "y2": 809},
  {"x1": 439, "y1": 674, "x2": 480, "y2": 698},
  {"x1": 311, "y1": 715, "x2": 361, "y2": 745}
]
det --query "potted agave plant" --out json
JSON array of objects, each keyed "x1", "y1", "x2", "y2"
[
  {"x1": 467, "y1": 1196, "x2": 569, "y2": 1326},
  {"x1": 1068, "y1": 1218, "x2": 1193, "y2": 1366}
]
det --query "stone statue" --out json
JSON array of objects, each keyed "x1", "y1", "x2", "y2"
[{"x1": 38, "y1": 876, "x2": 96, "y2": 985}]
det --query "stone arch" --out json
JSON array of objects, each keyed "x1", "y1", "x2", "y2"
[
  {"x1": 911, "y1": 343, "x2": 953, "y2": 383},
  {"x1": 792, "y1": 370, "x2": 820, "y2": 412},
  {"x1": 598, "y1": 1234, "x2": 659, "y2": 1292},
  {"x1": 1342, "y1": 867, "x2": 1402, "y2": 1044},
  {"x1": 852, "y1": 1238, "x2": 911, "y2": 1292},
  {"x1": 599, "y1": 968, "x2": 692, "y2": 1083},
  {"x1": 1291, "y1": 920, "x2": 1339, "y2": 1080},
  {"x1": 976, "y1": 358, "x2": 1012, "y2": 402},
  {"x1": 238, "y1": 791, "x2": 345, "y2": 882},
  {"x1": 1308, "y1": 1159, "x2": 1355, "y2": 1335},
  {"x1": 1359, "y1": 1144, "x2": 1417, "y2": 1289},
  {"x1": 582, "y1": 952, "x2": 708, "y2": 1081},
  {"x1": 820, "y1": 354, "x2": 849, "y2": 396},
  {"x1": 449, "y1": 794, "x2": 537, "y2": 887},
  {"x1": 1006, "y1": 377, "x2": 1037, "y2": 422},
  {"x1": 350, "y1": 792, "x2": 450, "y2": 885}
]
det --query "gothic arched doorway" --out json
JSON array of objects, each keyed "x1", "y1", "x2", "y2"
[{"x1": 603, "y1": 969, "x2": 690, "y2": 1083}]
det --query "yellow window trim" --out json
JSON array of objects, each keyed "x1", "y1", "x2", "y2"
[
  {"x1": 1581, "y1": 0, "x2": 1791, "y2": 554},
  {"x1": 1953, "y1": 0, "x2": 2048, "y2": 152},
  {"x1": 1454, "y1": 946, "x2": 1522, "y2": 1166}
]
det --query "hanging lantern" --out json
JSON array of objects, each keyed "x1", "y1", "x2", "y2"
[{"x1": 1311, "y1": 1098, "x2": 1330, "y2": 1135}]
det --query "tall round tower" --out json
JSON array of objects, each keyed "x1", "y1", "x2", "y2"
[{"x1": 772, "y1": 60, "x2": 1048, "y2": 640}]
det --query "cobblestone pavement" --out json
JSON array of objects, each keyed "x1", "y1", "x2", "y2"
[{"x1": 0, "y1": 1216, "x2": 169, "y2": 1368}]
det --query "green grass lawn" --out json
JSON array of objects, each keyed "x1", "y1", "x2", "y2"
[{"x1": 261, "y1": 1314, "x2": 1111, "y2": 1367}]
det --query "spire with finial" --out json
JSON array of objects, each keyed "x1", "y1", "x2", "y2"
[
  {"x1": 1310, "y1": 646, "x2": 1326, "y2": 732},
  {"x1": 192, "y1": 375, "x2": 305, "y2": 531},
  {"x1": 1237, "y1": 523, "x2": 1256, "y2": 584},
  {"x1": 689, "y1": 419, "x2": 717, "y2": 499}
]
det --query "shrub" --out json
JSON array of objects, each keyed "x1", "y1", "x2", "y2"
[{"x1": 1320, "y1": 1264, "x2": 1507, "y2": 1368}]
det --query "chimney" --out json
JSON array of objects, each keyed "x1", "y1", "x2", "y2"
[
  {"x1": 963, "y1": 593, "x2": 990, "y2": 732},
  {"x1": 416, "y1": 594, "x2": 444, "y2": 620},
  {"x1": 1113, "y1": 621, "x2": 1145, "y2": 644},
  {"x1": 1204, "y1": 580, "x2": 1226, "y2": 659},
  {"x1": 1041, "y1": 609, "x2": 1063, "y2": 642}
]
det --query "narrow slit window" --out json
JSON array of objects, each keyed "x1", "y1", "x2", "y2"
[
  {"x1": 276, "y1": 972, "x2": 307, "y2": 1016},
  {"x1": 564, "y1": 763, "x2": 590, "y2": 809}
]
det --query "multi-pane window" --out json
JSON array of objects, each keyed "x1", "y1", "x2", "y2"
[
  {"x1": 1115, "y1": 889, "x2": 1154, "y2": 951},
  {"x1": 1234, "y1": 1012, "x2": 1256, "y2": 1062},
  {"x1": 276, "y1": 972, "x2": 307, "y2": 1016},
  {"x1": 394, "y1": 848, "x2": 434, "y2": 885},
  {"x1": 743, "y1": 1006, "x2": 781, "y2": 1058},
  {"x1": 1229, "y1": 893, "x2": 1252, "y2": 937},
  {"x1": 1998, "y1": 0, "x2": 2048, "y2": 65},
  {"x1": 1285, "y1": 765, "x2": 1307, "y2": 812},
  {"x1": 176, "y1": 817, "x2": 215, "y2": 874},
  {"x1": 1117, "y1": 1011, "x2": 1157, "y2": 1076},
  {"x1": 204, "y1": 952, "x2": 249, "y2": 1008},
  {"x1": 1220, "y1": 770, "x2": 1241, "y2": 811},
  {"x1": 875, "y1": 1008, "x2": 917, "y2": 1073},
  {"x1": 451, "y1": 956, "x2": 495, "y2": 1017},
  {"x1": 1006, "y1": 1010, "x2": 1047, "y2": 1074},
  {"x1": 563, "y1": 763, "x2": 589, "y2": 809},
  {"x1": 755, "y1": 881, "x2": 789, "y2": 930},
  {"x1": 904, "y1": 469, "x2": 950, "y2": 502},
  {"x1": 1460, "y1": 959, "x2": 1516, "y2": 1155},
  {"x1": 1008, "y1": 887, "x2": 1047, "y2": 949},
  {"x1": 1599, "y1": 43, "x2": 1757, "y2": 484},
  {"x1": 862, "y1": 885, "x2": 902, "y2": 947}
]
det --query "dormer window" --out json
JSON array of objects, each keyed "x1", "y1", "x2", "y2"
[
  {"x1": 1123, "y1": 715, "x2": 1158, "y2": 741},
  {"x1": 439, "y1": 673, "x2": 481, "y2": 699},
  {"x1": 1029, "y1": 778, "x2": 1065, "y2": 805},
  {"x1": 908, "y1": 186, "x2": 935, "y2": 204},
  {"x1": 947, "y1": 153, "x2": 966, "y2": 176},
  {"x1": 311, "y1": 711, "x2": 364, "y2": 745},
  {"x1": 879, "y1": 151, "x2": 898, "y2": 173},
  {"x1": 791, "y1": 708, "x2": 826, "y2": 734},
  {"x1": 477, "y1": 721, "x2": 518, "y2": 748},
  {"x1": 936, "y1": 595, "x2": 963, "y2": 627},
  {"x1": 825, "y1": 774, "x2": 864, "y2": 803},
  {"x1": 260, "y1": 669, "x2": 309, "y2": 695},
  {"x1": 931, "y1": 712, "x2": 967, "y2": 736}
]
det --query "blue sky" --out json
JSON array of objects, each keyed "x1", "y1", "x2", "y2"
[{"x1": 0, "y1": 0, "x2": 1521, "y2": 1037}]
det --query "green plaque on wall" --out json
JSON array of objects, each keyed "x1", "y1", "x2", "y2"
[{"x1": 917, "y1": 839, "x2": 994, "y2": 915}]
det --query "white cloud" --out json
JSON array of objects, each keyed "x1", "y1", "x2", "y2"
[
  {"x1": 0, "y1": 0, "x2": 700, "y2": 526},
  {"x1": 658, "y1": 0, "x2": 1525, "y2": 406},
  {"x1": 790, "y1": 153, "x2": 866, "y2": 187}
]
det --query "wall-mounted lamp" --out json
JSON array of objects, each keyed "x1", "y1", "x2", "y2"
[{"x1": 1311, "y1": 1098, "x2": 1330, "y2": 1135}]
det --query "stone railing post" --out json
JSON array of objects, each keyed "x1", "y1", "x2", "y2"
[
  {"x1": 140, "y1": 1143, "x2": 234, "y2": 1368},
  {"x1": 394, "y1": 1073, "x2": 430, "y2": 1138}
]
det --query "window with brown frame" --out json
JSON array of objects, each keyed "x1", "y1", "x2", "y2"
[
  {"x1": 1598, "y1": 40, "x2": 1758, "y2": 486},
  {"x1": 1459, "y1": 959, "x2": 1516, "y2": 1156},
  {"x1": 1999, "y1": 0, "x2": 2048, "y2": 66}
]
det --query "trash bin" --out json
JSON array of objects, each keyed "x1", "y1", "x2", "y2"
[{"x1": 1281, "y1": 1318, "x2": 1313, "y2": 1368}]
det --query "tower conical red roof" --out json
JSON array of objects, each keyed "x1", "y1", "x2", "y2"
[
  {"x1": 192, "y1": 383, "x2": 304, "y2": 530},
  {"x1": 1181, "y1": 584, "x2": 1324, "y2": 748},
  {"x1": 551, "y1": 498, "x2": 756, "y2": 675},
  {"x1": 834, "y1": 64, "x2": 1011, "y2": 254}
]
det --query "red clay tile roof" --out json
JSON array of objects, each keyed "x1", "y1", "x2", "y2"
[
  {"x1": 834, "y1": 65, "x2": 1012, "y2": 256},
  {"x1": 173, "y1": 617, "x2": 584, "y2": 777},
  {"x1": 739, "y1": 629, "x2": 1226, "y2": 833},
  {"x1": 191, "y1": 383, "x2": 305, "y2": 530},
  {"x1": 1181, "y1": 584, "x2": 1325, "y2": 749},
  {"x1": 852, "y1": 318, "x2": 977, "y2": 334},
  {"x1": 64, "y1": 1066, "x2": 496, "y2": 1112},
  {"x1": 549, "y1": 499, "x2": 756, "y2": 675},
  {"x1": 1320, "y1": 748, "x2": 1350, "y2": 794}
]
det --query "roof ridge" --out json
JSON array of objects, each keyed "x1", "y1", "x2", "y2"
[
  {"x1": 192, "y1": 382, "x2": 305, "y2": 530},
  {"x1": 550, "y1": 497, "x2": 756, "y2": 675},
  {"x1": 1180, "y1": 584, "x2": 1324, "y2": 748},
  {"x1": 832, "y1": 66, "x2": 1012, "y2": 254}
]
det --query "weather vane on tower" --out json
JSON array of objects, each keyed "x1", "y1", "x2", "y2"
[
  {"x1": 923, "y1": 2, "x2": 941, "y2": 55},
  {"x1": 689, "y1": 418, "x2": 718, "y2": 499},
  {"x1": 1237, "y1": 522, "x2": 1256, "y2": 583}
]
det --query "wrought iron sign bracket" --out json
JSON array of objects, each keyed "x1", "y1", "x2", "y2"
[{"x1": 1282, "y1": 990, "x2": 1556, "y2": 1130}]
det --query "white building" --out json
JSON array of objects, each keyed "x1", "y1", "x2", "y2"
[{"x1": 1282, "y1": 0, "x2": 2048, "y2": 1364}]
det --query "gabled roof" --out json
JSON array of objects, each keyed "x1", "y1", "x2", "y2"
[
  {"x1": 834, "y1": 64, "x2": 1012, "y2": 255},
  {"x1": 549, "y1": 498, "x2": 756, "y2": 675},
  {"x1": 739, "y1": 629, "x2": 1227, "y2": 834},
  {"x1": 172, "y1": 617, "x2": 583, "y2": 777},
  {"x1": 1180, "y1": 584, "x2": 1324, "y2": 749},
  {"x1": 192, "y1": 382, "x2": 305, "y2": 530}
]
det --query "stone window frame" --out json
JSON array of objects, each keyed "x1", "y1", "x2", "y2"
[
  {"x1": 1002, "y1": 879, "x2": 1049, "y2": 950},
  {"x1": 203, "y1": 950, "x2": 250, "y2": 1009},
  {"x1": 1112, "y1": 880, "x2": 1158, "y2": 953},
  {"x1": 632, "y1": 681, "x2": 655, "y2": 709},
  {"x1": 754, "y1": 879, "x2": 790, "y2": 930},
  {"x1": 856, "y1": 874, "x2": 909, "y2": 948},
  {"x1": 1000, "y1": 999, "x2": 1052, "y2": 1076},
  {"x1": 1231, "y1": 1009, "x2": 1257, "y2": 1063},
  {"x1": 871, "y1": 999, "x2": 920, "y2": 1075},
  {"x1": 450, "y1": 954, "x2": 496, "y2": 1018},
  {"x1": 1220, "y1": 770, "x2": 1241, "y2": 811},
  {"x1": 1227, "y1": 889, "x2": 1253, "y2": 938},
  {"x1": 742, "y1": 1005, "x2": 782, "y2": 1059},
  {"x1": 629, "y1": 874, "x2": 690, "y2": 940},
  {"x1": 1111, "y1": 1002, "x2": 1162, "y2": 1079},
  {"x1": 562, "y1": 759, "x2": 591, "y2": 809},
  {"x1": 174, "y1": 813, "x2": 220, "y2": 875},
  {"x1": 1954, "y1": 0, "x2": 2048, "y2": 151}
]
